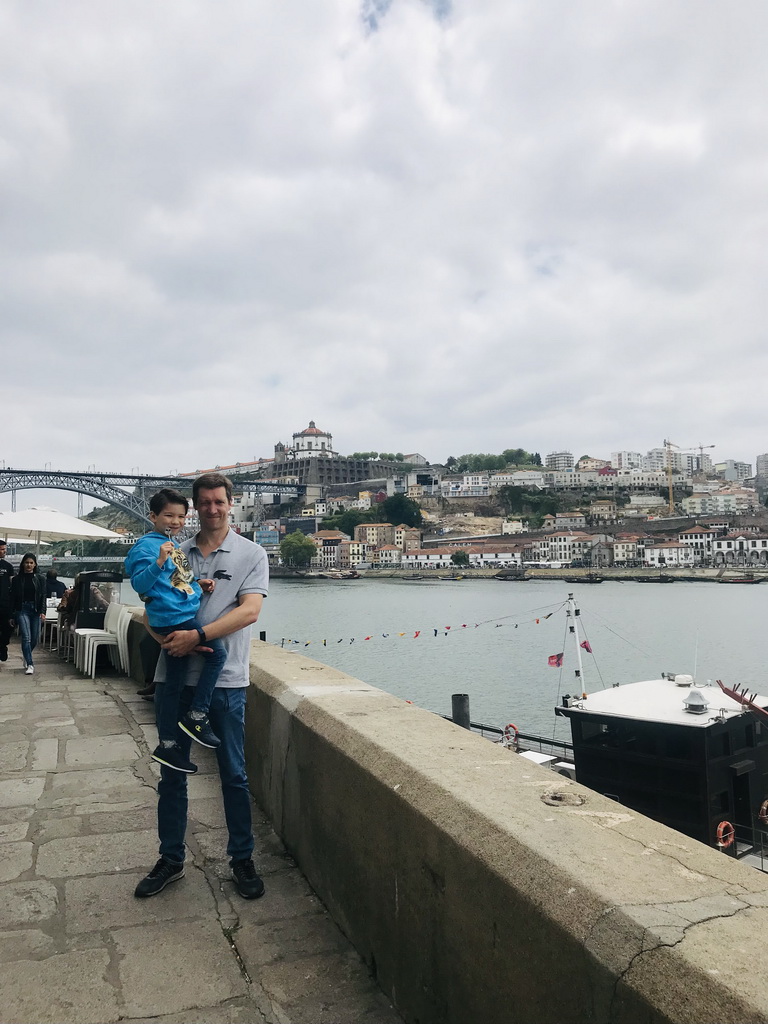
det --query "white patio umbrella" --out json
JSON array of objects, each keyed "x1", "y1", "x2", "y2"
[{"x1": 0, "y1": 507, "x2": 121, "y2": 553}]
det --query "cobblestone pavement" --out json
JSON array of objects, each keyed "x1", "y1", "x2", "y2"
[{"x1": 0, "y1": 642, "x2": 401, "y2": 1024}]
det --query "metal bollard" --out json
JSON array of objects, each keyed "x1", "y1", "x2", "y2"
[
  {"x1": 259, "y1": 630, "x2": 266, "y2": 642},
  {"x1": 452, "y1": 693, "x2": 471, "y2": 730}
]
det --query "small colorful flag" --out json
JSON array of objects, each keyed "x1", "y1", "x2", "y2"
[
  {"x1": 548, "y1": 652, "x2": 564, "y2": 668},
  {"x1": 580, "y1": 640, "x2": 592, "y2": 653}
]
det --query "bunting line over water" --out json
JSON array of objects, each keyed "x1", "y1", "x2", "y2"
[{"x1": 276, "y1": 598, "x2": 574, "y2": 650}]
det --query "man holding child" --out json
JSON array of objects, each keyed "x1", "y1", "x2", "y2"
[{"x1": 134, "y1": 473, "x2": 269, "y2": 900}]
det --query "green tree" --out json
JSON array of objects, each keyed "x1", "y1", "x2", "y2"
[
  {"x1": 380, "y1": 493, "x2": 422, "y2": 527},
  {"x1": 451, "y1": 550, "x2": 470, "y2": 567},
  {"x1": 279, "y1": 530, "x2": 317, "y2": 568},
  {"x1": 497, "y1": 485, "x2": 526, "y2": 515},
  {"x1": 336, "y1": 509, "x2": 369, "y2": 536}
]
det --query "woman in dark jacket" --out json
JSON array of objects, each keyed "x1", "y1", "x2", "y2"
[{"x1": 10, "y1": 552, "x2": 46, "y2": 675}]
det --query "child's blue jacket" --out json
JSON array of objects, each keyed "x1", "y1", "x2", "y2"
[{"x1": 124, "y1": 531, "x2": 202, "y2": 627}]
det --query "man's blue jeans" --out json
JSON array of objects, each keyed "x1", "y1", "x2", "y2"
[
  {"x1": 17, "y1": 601, "x2": 41, "y2": 666},
  {"x1": 155, "y1": 684, "x2": 253, "y2": 864}
]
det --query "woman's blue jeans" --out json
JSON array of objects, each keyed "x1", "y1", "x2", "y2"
[
  {"x1": 155, "y1": 685, "x2": 253, "y2": 864},
  {"x1": 17, "y1": 601, "x2": 41, "y2": 666}
]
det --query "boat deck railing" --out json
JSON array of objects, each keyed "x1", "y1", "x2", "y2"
[
  {"x1": 732, "y1": 823, "x2": 768, "y2": 873},
  {"x1": 441, "y1": 715, "x2": 575, "y2": 760}
]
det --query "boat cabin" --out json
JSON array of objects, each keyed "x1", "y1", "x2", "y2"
[{"x1": 555, "y1": 674, "x2": 768, "y2": 853}]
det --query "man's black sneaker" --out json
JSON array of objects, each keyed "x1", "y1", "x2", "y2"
[
  {"x1": 151, "y1": 744, "x2": 197, "y2": 774},
  {"x1": 136, "y1": 683, "x2": 155, "y2": 697},
  {"x1": 134, "y1": 857, "x2": 184, "y2": 898},
  {"x1": 178, "y1": 712, "x2": 220, "y2": 749},
  {"x1": 231, "y1": 859, "x2": 265, "y2": 900},
  {"x1": 0, "y1": 646, "x2": 8, "y2": 662}
]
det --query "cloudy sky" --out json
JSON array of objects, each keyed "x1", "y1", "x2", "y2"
[{"x1": 3, "y1": 0, "x2": 768, "y2": 513}]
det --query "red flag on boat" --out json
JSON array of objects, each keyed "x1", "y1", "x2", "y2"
[
  {"x1": 548, "y1": 653, "x2": 564, "y2": 667},
  {"x1": 580, "y1": 640, "x2": 592, "y2": 653}
]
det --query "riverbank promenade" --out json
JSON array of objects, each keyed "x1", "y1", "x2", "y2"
[{"x1": 0, "y1": 646, "x2": 401, "y2": 1024}]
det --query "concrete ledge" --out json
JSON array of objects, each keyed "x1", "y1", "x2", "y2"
[{"x1": 245, "y1": 642, "x2": 768, "y2": 1024}]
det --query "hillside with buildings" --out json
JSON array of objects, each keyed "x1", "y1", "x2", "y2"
[{"x1": 78, "y1": 420, "x2": 768, "y2": 572}]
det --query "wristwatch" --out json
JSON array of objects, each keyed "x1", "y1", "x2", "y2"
[{"x1": 197, "y1": 627, "x2": 207, "y2": 643}]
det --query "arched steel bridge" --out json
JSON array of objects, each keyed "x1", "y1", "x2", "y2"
[{"x1": 0, "y1": 468, "x2": 302, "y2": 526}]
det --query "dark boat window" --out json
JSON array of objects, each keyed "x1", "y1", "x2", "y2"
[
  {"x1": 578, "y1": 720, "x2": 608, "y2": 742},
  {"x1": 716, "y1": 732, "x2": 730, "y2": 757},
  {"x1": 712, "y1": 790, "x2": 729, "y2": 812}
]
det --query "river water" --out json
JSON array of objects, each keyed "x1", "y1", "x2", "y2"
[
  {"x1": 254, "y1": 578, "x2": 768, "y2": 740},
  {"x1": 94, "y1": 574, "x2": 766, "y2": 740}
]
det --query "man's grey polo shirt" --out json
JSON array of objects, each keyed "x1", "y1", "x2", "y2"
[{"x1": 154, "y1": 529, "x2": 268, "y2": 689}]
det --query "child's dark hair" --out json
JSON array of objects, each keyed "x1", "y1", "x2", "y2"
[{"x1": 149, "y1": 488, "x2": 189, "y2": 515}]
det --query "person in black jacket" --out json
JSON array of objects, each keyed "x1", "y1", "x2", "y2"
[
  {"x1": 10, "y1": 552, "x2": 46, "y2": 675},
  {"x1": 45, "y1": 569, "x2": 67, "y2": 600},
  {"x1": 0, "y1": 539, "x2": 14, "y2": 662}
]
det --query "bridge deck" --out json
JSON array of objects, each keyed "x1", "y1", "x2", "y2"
[{"x1": 0, "y1": 645, "x2": 400, "y2": 1023}]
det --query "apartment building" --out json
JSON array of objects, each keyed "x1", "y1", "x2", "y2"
[
  {"x1": 440, "y1": 474, "x2": 491, "y2": 498},
  {"x1": 711, "y1": 535, "x2": 766, "y2": 565},
  {"x1": 554, "y1": 512, "x2": 587, "y2": 530},
  {"x1": 337, "y1": 539, "x2": 376, "y2": 568},
  {"x1": 354, "y1": 523, "x2": 397, "y2": 547},
  {"x1": 677, "y1": 526, "x2": 719, "y2": 561},
  {"x1": 372, "y1": 545, "x2": 403, "y2": 567},
  {"x1": 645, "y1": 542, "x2": 695, "y2": 567},
  {"x1": 545, "y1": 451, "x2": 574, "y2": 471},
  {"x1": 309, "y1": 530, "x2": 349, "y2": 568},
  {"x1": 644, "y1": 449, "x2": 683, "y2": 472},
  {"x1": 394, "y1": 525, "x2": 423, "y2": 551},
  {"x1": 681, "y1": 489, "x2": 756, "y2": 515},
  {"x1": 611, "y1": 451, "x2": 643, "y2": 470},
  {"x1": 589, "y1": 500, "x2": 618, "y2": 522},
  {"x1": 714, "y1": 460, "x2": 753, "y2": 482}
]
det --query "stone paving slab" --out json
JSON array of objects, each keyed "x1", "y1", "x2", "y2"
[
  {"x1": 0, "y1": 644, "x2": 402, "y2": 1024},
  {"x1": 0, "y1": 949, "x2": 119, "y2": 1024}
]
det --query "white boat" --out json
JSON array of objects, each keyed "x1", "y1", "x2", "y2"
[{"x1": 501, "y1": 594, "x2": 768, "y2": 869}]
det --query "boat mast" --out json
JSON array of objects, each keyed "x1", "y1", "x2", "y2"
[{"x1": 566, "y1": 592, "x2": 586, "y2": 698}]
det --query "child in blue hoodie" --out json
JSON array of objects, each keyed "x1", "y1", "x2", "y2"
[{"x1": 125, "y1": 488, "x2": 226, "y2": 774}]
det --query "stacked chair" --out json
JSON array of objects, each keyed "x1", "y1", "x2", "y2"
[
  {"x1": 42, "y1": 598, "x2": 60, "y2": 650},
  {"x1": 74, "y1": 603, "x2": 132, "y2": 678}
]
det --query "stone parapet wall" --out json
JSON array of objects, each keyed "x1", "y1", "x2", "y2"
[{"x1": 244, "y1": 642, "x2": 768, "y2": 1024}]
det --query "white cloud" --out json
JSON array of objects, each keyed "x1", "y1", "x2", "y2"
[{"x1": 2, "y1": 0, "x2": 768, "y2": 503}]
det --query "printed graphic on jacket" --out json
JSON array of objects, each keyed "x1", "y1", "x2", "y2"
[{"x1": 169, "y1": 548, "x2": 196, "y2": 596}]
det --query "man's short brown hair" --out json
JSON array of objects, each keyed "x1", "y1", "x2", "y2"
[{"x1": 192, "y1": 473, "x2": 233, "y2": 504}]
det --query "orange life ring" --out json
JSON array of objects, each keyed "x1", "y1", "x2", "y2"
[
  {"x1": 504, "y1": 723, "x2": 520, "y2": 750},
  {"x1": 716, "y1": 821, "x2": 735, "y2": 849},
  {"x1": 759, "y1": 800, "x2": 768, "y2": 824}
]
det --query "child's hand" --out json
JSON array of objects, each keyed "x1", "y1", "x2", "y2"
[
  {"x1": 157, "y1": 540, "x2": 175, "y2": 566},
  {"x1": 199, "y1": 578, "x2": 216, "y2": 594}
]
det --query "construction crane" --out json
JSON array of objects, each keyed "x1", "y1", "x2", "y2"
[
  {"x1": 663, "y1": 439, "x2": 679, "y2": 515},
  {"x1": 662, "y1": 439, "x2": 716, "y2": 515},
  {"x1": 686, "y1": 442, "x2": 716, "y2": 476}
]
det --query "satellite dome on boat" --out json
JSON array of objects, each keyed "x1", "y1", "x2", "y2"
[
  {"x1": 664, "y1": 673, "x2": 694, "y2": 687},
  {"x1": 682, "y1": 689, "x2": 709, "y2": 715}
]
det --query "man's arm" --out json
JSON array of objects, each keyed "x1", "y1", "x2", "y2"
[{"x1": 160, "y1": 593, "x2": 264, "y2": 657}]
